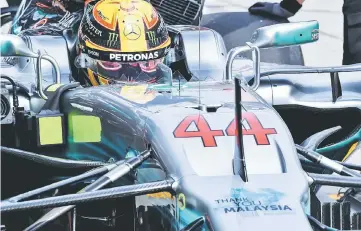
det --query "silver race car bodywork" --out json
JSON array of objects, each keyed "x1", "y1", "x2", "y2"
[
  {"x1": 1, "y1": 3, "x2": 361, "y2": 231},
  {"x1": 2, "y1": 24, "x2": 359, "y2": 154},
  {"x1": 54, "y1": 78, "x2": 310, "y2": 230}
]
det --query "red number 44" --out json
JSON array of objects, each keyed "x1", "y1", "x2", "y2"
[{"x1": 173, "y1": 113, "x2": 277, "y2": 147}]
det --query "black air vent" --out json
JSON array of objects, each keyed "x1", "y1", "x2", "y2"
[
  {"x1": 150, "y1": 0, "x2": 202, "y2": 25},
  {"x1": 186, "y1": 104, "x2": 222, "y2": 112}
]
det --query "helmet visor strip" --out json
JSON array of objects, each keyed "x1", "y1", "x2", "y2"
[{"x1": 75, "y1": 53, "x2": 168, "y2": 84}]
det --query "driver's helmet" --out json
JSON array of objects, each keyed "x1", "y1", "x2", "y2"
[{"x1": 75, "y1": 0, "x2": 171, "y2": 86}]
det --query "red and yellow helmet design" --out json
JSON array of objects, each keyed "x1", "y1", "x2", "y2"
[{"x1": 78, "y1": 0, "x2": 171, "y2": 62}]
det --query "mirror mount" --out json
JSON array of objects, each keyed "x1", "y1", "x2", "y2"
[
  {"x1": 1, "y1": 34, "x2": 61, "y2": 100},
  {"x1": 225, "y1": 20, "x2": 319, "y2": 90},
  {"x1": 227, "y1": 21, "x2": 319, "y2": 183},
  {"x1": 36, "y1": 51, "x2": 62, "y2": 100},
  {"x1": 225, "y1": 43, "x2": 261, "y2": 90}
]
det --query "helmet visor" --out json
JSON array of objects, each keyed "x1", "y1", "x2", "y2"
[{"x1": 75, "y1": 53, "x2": 169, "y2": 84}]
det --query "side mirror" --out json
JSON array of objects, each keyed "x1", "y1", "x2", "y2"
[
  {"x1": 250, "y1": 20, "x2": 319, "y2": 48},
  {"x1": 226, "y1": 20, "x2": 320, "y2": 89},
  {"x1": 1, "y1": 34, "x2": 38, "y2": 58},
  {"x1": 1, "y1": 34, "x2": 61, "y2": 100}
]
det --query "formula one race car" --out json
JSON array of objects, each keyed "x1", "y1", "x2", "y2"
[{"x1": 1, "y1": 1, "x2": 361, "y2": 231}]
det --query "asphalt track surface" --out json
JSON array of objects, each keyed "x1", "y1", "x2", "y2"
[{"x1": 1, "y1": 0, "x2": 343, "y2": 66}]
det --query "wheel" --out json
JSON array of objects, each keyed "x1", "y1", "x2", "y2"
[{"x1": 201, "y1": 12, "x2": 305, "y2": 66}]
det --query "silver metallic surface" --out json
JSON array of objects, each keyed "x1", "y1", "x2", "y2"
[
  {"x1": 36, "y1": 51, "x2": 61, "y2": 100},
  {"x1": 55, "y1": 73, "x2": 312, "y2": 229},
  {"x1": 1, "y1": 180, "x2": 174, "y2": 212},
  {"x1": 142, "y1": 83, "x2": 301, "y2": 176},
  {"x1": 224, "y1": 23, "x2": 361, "y2": 109},
  {"x1": 36, "y1": 53, "x2": 47, "y2": 100},
  {"x1": 0, "y1": 35, "x2": 73, "y2": 113},
  {"x1": 226, "y1": 44, "x2": 261, "y2": 90},
  {"x1": 248, "y1": 43, "x2": 261, "y2": 90},
  {"x1": 41, "y1": 54, "x2": 61, "y2": 85},
  {"x1": 319, "y1": 156, "x2": 343, "y2": 174},
  {"x1": 301, "y1": 126, "x2": 342, "y2": 151},
  {"x1": 226, "y1": 21, "x2": 318, "y2": 89},
  {"x1": 168, "y1": 25, "x2": 227, "y2": 81},
  {"x1": 1, "y1": 35, "x2": 72, "y2": 93},
  {"x1": 24, "y1": 35, "x2": 72, "y2": 86},
  {"x1": 259, "y1": 63, "x2": 361, "y2": 77},
  {"x1": 175, "y1": 175, "x2": 311, "y2": 230},
  {"x1": 106, "y1": 164, "x2": 132, "y2": 182},
  {"x1": 247, "y1": 62, "x2": 361, "y2": 108},
  {"x1": 106, "y1": 150, "x2": 151, "y2": 182},
  {"x1": 305, "y1": 173, "x2": 314, "y2": 185},
  {"x1": 226, "y1": 45, "x2": 252, "y2": 81},
  {"x1": 0, "y1": 34, "x2": 37, "y2": 58},
  {"x1": 4, "y1": 21, "x2": 360, "y2": 230},
  {"x1": 300, "y1": 153, "x2": 361, "y2": 171},
  {"x1": 249, "y1": 21, "x2": 319, "y2": 48},
  {"x1": 308, "y1": 173, "x2": 361, "y2": 187},
  {"x1": 1, "y1": 146, "x2": 106, "y2": 168},
  {"x1": 72, "y1": 208, "x2": 76, "y2": 231},
  {"x1": 6, "y1": 164, "x2": 117, "y2": 203},
  {"x1": 0, "y1": 35, "x2": 72, "y2": 114},
  {"x1": 144, "y1": 84, "x2": 309, "y2": 230},
  {"x1": 29, "y1": 96, "x2": 45, "y2": 113},
  {"x1": 296, "y1": 145, "x2": 361, "y2": 177}
]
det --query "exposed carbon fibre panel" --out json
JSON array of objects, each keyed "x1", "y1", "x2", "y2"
[
  {"x1": 1, "y1": 146, "x2": 106, "y2": 168},
  {"x1": 1, "y1": 180, "x2": 174, "y2": 212}
]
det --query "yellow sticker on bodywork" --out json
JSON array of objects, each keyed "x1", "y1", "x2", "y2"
[
  {"x1": 69, "y1": 115, "x2": 101, "y2": 143},
  {"x1": 120, "y1": 85, "x2": 156, "y2": 104},
  {"x1": 342, "y1": 142, "x2": 358, "y2": 162},
  {"x1": 178, "y1": 193, "x2": 186, "y2": 210},
  {"x1": 121, "y1": 85, "x2": 148, "y2": 94},
  {"x1": 328, "y1": 193, "x2": 343, "y2": 200},
  {"x1": 38, "y1": 116, "x2": 64, "y2": 145},
  {"x1": 147, "y1": 192, "x2": 173, "y2": 199},
  {"x1": 46, "y1": 84, "x2": 64, "y2": 92}
]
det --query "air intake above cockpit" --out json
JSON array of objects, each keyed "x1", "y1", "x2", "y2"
[{"x1": 149, "y1": 0, "x2": 203, "y2": 25}]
